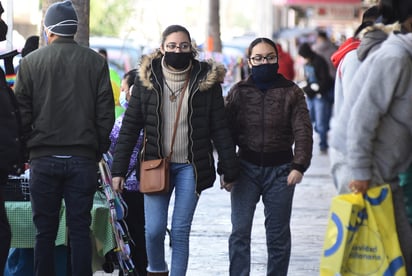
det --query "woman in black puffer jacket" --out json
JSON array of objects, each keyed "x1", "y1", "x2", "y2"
[{"x1": 111, "y1": 25, "x2": 239, "y2": 276}]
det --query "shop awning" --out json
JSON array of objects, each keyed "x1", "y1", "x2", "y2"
[{"x1": 273, "y1": 0, "x2": 361, "y2": 5}]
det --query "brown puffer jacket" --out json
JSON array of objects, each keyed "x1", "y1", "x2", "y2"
[{"x1": 225, "y1": 76, "x2": 313, "y2": 173}]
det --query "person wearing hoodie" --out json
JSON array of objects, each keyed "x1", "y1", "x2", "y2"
[
  {"x1": 329, "y1": 5, "x2": 385, "y2": 193},
  {"x1": 275, "y1": 43, "x2": 295, "y2": 81},
  {"x1": 346, "y1": 1, "x2": 412, "y2": 273},
  {"x1": 110, "y1": 25, "x2": 239, "y2": 276},
  {"x1": 329, "y1": 12, "x2": 401, "y2": 193},
  {"x1": 312, "y1": 30, "x2": 337, "y2": 86}
]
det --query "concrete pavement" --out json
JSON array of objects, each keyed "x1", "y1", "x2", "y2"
[{"x1": 94, "y1": 140, "x2": 337, "y2": 276}]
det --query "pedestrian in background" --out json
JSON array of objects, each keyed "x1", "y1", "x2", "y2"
[
  {"x1": 14, "y1": 1, "x2": 115, "y2": 275},
  {"x1": 14, "y1": 35, "x2": 39, "y2": 74},
  {"x1": 312, "y1": 30, "x2": 337, "y2": 87},
  {"x1": 108, "y1": 69, "x2": 148, "y2": 276},
  {"x1": 4, "y1": 32, "x2": 41, "y2": 276},
  {"x1": 275, "y1": 43, "x2": 295, "y2": 81},
  {"x1": 225, "y1": 37, "x2": 313, "y2": 276},
  {"x1": 346, "y1": 0, "x2": 412, "y2": 273},
  {"x1": 0, "y1": 3, "x2": 25, "y2": 274},
  {"x1": 0, "y1": 4, "x2": 12, "y2": 272},
  {"x1": 0, "y1": 69, "x2": 22, "y2": 276},
  {"x1": 298, "y1": 42, "x2": 333, "y2": 154},
  {"x1": 0, "y1": 68, "x2": 24, "y2": 275},
  {"x1": 21, "y1": 35, "x2": 39, "y2": 58},
  {"x1": 111, "y1": 24, "x2": 239, "y2": 276},
  {"x1": 98, "y1": 48, "x2": 123, "y2": 119}
]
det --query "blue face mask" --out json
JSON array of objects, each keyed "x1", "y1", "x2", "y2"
[
  {"x1": 119, "y1": 91, "x2": 128, "y2": 109},
  {"x1": 251, "y1": 63, "x2": 279, "y2": 83}
]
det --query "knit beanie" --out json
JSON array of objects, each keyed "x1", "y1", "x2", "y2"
[{"x1": 44, "y1": 1, "x2": 78, "y2": 36}]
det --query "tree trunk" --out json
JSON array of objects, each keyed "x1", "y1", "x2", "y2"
[
  {"x1": 207, "y1": 0, "x2": 222, "y2": 52},
  {"x1": 40, "y1": 0, "x2": 89, "y2": 47},
  {"x1": 72, "y1": 0, "x2": 89, "y2": 47}
]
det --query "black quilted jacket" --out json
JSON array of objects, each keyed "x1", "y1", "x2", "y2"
[
  {"x1": 111, "y1": 50, "x2": 239, "y2": 194},
  {"x1": 0, "y1": 77, "x2": 24, "y2": 175}
]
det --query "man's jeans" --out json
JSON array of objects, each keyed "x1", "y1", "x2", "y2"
[
  {"x1": 30, "y1": 156, "x2": 97, "y2": 276},
  {"x1": 306, "y1": 94, "x2": 333, "y2": 151},
  {"x1": 144, "y1": 163, "x2": 199, "y2": 276},
  {"x1": 229, "y1": 160, "x2": 295, "y2": 276}
]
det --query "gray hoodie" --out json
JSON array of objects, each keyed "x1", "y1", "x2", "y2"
[
  {"x1": 347, "y1": 32, "x2": 412, "y2": 185},
  {"x1": 357, "y1": 23, "x2": 400, "y2": 61},
  {"x1": 329, "y1": 23, "x2": 399, "y2": 152}
]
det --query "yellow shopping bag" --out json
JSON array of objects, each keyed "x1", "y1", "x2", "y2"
[
  {"x1": 320, "y1": 191, "x2": 365, "y2": 275},
  {"x1": 320, "y1": 184, "x2": 406, "y2": 276}
]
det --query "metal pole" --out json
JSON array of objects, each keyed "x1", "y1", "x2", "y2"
[
  {"x1": 6, "y1": 0, "x2": 13, "y2": 50},
  {"x1": 256, "y1": 0, "x2": 274, "y2": 38}
]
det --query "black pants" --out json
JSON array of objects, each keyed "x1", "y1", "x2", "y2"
[
  {"x1": 120, "y1": 189, "x2": 147, "y2": 276},
  {"x1": 0, "y1": 172, "x2": 11, "y2": 274}
]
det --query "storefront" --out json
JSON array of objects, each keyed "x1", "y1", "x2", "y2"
[{"x1": 273, "y1": 0, "x2": 363, "y2": 35}]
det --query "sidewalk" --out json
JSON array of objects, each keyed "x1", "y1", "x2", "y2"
[{"x1": 94, "y1": 142, "x2": 337, "y2": 276}]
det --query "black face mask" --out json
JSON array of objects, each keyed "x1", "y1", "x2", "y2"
[
  {"x1": 251, "y1": 63, "x2": 279, "y2": 83},
  {"x1": 164, "y1": 52, "x2": 192, "y2": 70}
]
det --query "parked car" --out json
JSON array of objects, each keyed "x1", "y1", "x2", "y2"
[{"x1": 90, "y1": 36, "x2": 142, "y2": 77}]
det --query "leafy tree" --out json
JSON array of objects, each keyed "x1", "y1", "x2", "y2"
[{"x1": 90, "y1": 0, "x2": 133, "y2": 37}]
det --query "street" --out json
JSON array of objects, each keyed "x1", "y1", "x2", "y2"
[{"x1": 95, "y1": 139, "x2": 337, "y2": 276}]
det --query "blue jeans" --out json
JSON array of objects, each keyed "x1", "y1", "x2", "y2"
[
  {"x1": 306, "y1": 94, "x2": 332, "y2": 151},
  {"x1": 30, "y1": 156, "x2": 97, "y2": 276},
  {"x1": 144, "y1": 163, "x2": 199, "y2": 276},
  {"x1": 229, "y1": 160, "x2": 295, "y2": 276}
]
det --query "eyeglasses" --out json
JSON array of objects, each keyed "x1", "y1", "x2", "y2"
[
  {"x1": 250, "y1": 54, "x2": 278, "y2": 65},
  {"x1": 165, "y1": 42, "x2": 191, "y2": 52}
]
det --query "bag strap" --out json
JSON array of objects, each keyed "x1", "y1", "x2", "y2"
[
  {"x1": 141, "y1": 72, "x2": 190, "y2": 161},
  {"x1": 167, "y1": 72, "x2": 190, "y2": 159}
]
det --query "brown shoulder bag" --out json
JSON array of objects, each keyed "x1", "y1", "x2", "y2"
[{"x1": 139, "y1": 76, "x2": 189, "y2": 194}]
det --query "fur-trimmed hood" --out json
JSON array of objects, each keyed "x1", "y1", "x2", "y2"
[
  {"x1": 357, "y1": 22, "x2": 401, "y2": 61},
  {"x1": 357, "y1": 22, "x2": 401, "y2": 39},
  {"x1": 138, "y1": 49, "x2": 227, "y2": 92}
]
